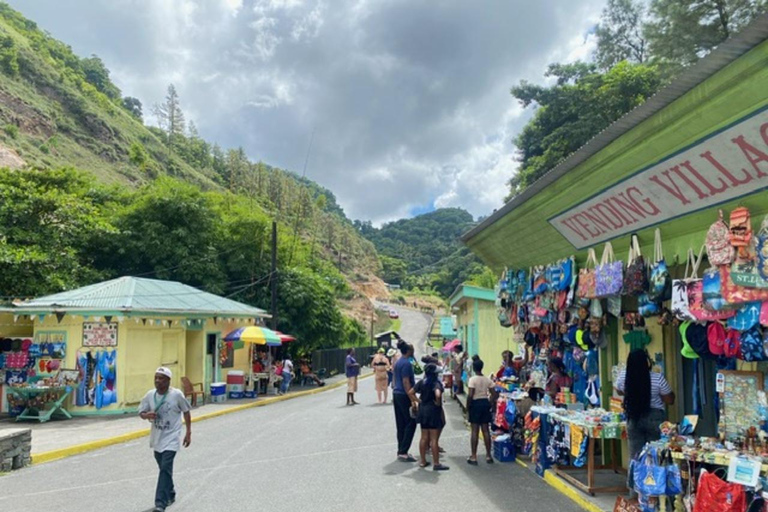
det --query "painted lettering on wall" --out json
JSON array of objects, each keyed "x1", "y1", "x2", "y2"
[{"x1": 549, "y1": 109, "x2": 768, "y2": 249}]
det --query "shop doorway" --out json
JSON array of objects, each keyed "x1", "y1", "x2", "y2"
[
  {"x1": 679, "y1": 357, "x2": 718, "y2": 437},
  {"x1": 206, "y1": 333, "x2": 220, "y2": 385}
]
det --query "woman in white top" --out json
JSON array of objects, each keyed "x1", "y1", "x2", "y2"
[{"x1": 466, "y1": 356, "x2": 497, "y2": 465}]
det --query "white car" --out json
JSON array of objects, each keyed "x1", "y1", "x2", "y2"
[{"x1": 388, "y1": 310, "x2": 399, "y2": 319}]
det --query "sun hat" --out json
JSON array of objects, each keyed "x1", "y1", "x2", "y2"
[
  {"x1": 155, "y1": 366, "x2": 173, "y2": 379},
  {"x1": 386, "y1": 348, "x2": 397, "y2": 358}
]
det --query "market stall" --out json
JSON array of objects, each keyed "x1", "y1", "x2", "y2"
[{"x1": 224, "y1": 326, "x2": 282, "y2": 398}]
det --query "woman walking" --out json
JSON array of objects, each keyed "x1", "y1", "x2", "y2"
[
  {"x1": 467, "y1": 356, "x2": 496, "y2": 465},
  {"x1": 279, "y1": 357, "x2": 294, "y2": 395},
  {"x1": 372, "y1": 348, "x2": 391, "y2": 404},
  {"x1": 615, "y1": 349, "x2": 675, "y2": 459},
  {"x1": 411, "y1": 363, "x2": 449, "y2": 471}
]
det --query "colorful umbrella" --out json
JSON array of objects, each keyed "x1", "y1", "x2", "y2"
[
  {"x1": 275, "y1": 331, "x2": 296, "y2": 343},
  {"x1": 224, "y1": 326, "x2": 282, "y2": 346},
  {"x1": 441, "y1": 339, "x2": 460, "y2": 352}
]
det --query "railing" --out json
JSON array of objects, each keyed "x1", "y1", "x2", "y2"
[{"x1": 311, "y1": 346, "x2": 378, "y2": 377}]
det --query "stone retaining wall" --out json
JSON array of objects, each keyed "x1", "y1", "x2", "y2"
[{"x1": 0, "y1": 428, "x2": 32, "y2": 471}]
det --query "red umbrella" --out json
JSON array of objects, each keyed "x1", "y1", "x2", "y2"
[{"x1": 275, "y1": 331, "x2": 296, "y2": 343}]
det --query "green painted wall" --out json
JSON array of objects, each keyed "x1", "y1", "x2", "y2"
[
  {"x1": 453, "y1": 297, "x2": 518, "y2": 373},
  {"x1": 467, "y1": 39, "x2": 768, "y2": 270}
]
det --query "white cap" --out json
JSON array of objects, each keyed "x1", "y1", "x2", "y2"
[{"x1": 155, "y1": 367, "x2": 172, "y2": 379}]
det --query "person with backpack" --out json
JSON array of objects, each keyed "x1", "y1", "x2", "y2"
[{"x1": 411, "y1": 363, "x2": 448, "y2": 471}]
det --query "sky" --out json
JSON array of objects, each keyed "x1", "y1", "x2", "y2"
[{"x1": 8, "y1": 0, "x2": 604, "y2": 225}]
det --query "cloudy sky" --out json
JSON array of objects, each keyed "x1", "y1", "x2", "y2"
[{"x1": 8, "y1": 0, "x2": 604, "y2": 224}]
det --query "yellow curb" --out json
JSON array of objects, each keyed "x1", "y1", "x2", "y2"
[
  {"x1": 543, "y1": 469, "x2": 608, "y2": 512},
  {"x1": 31, "y1": 372, "x2": 372, "y2": 466}
]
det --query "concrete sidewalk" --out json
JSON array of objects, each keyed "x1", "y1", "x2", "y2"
[{"x1": 0, "y1": 370, "x2": 370, "y2": 461}]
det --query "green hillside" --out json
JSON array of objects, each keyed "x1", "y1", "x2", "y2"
[
  {"x1": 356, "y1": 208, "x2": 495, "y2": 297},
  {"x1": 0, "y1": 2, "x2": 382, "y2": 353}
]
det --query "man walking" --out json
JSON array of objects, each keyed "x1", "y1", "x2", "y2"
[
  {"x1": 393, "y1": 342, "x2": 418, "y2": 462},
  {"x1": 139, "y1": 367, "x2": 191, "y2": 512},
  {"x1": 346, "y1": 347, "x2": 360, "y2": 405}
]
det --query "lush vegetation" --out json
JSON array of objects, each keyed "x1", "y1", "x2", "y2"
[
  {"x1": 508, "y1": 0, "x2": 768, "y2": 196},
  {"x1": 356, "y1": 208, "x2": 492, "y2": 298},
  {"x1": 0, "y1": 3, "x2": 378, "y2": 352}
]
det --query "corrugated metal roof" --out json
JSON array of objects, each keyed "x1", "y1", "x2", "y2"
[
  {"x1": 6, "y1": 276, "x2": 268, "y2": 317},
  {"x1": 462, "y1": 12, "x2": 768, "y2": 244}
]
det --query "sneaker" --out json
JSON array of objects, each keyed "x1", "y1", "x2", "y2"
[{"x1": 152, "y1": 507, "x2": 165, "y2": 512}]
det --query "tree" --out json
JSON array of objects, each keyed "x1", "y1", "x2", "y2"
[
  {"x1": 80, "y1": 55, "x2": 121, "y2": 99},
  {"x1": 0, "y1": 35, "x2": 19, "y2": 76},
  {"x1": 645, "y1": 0, "x2": 768, "y2": 74},
  {"x1": 152, "y1": 84, "x2": 185, "y2": 155},
  {"x1": 508, "y1": 61, "x2": 661, "y2": 195},
  {"x1": 122, "y1": 96, "x2": 143, "y2": 121},
  {"x1": 595, "y1": 0, "x2": 648, "y2": 69}
]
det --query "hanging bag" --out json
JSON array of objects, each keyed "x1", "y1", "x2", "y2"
[
  {"x1": 595, "y1": 242, "x2": 623, "y2": 297},
  {"x1": 672, "y1": 247, "x2": 702, "y2": 321},
  {"x1": 577, "y1": 249, "x2": 598, "y2": 300},
  {"x1": 706, "y1": 210, "x2": 735, "y2": 266},
  {"x1": 729, "y1": 206, "x2": 752, "y2": 259},
  {"x1": 664, "y1": 451, "x2": 683, "y2": 496},
  {"x1": 703, "y1": 267, "x2": 728, "y2": 311},
  {"x1": 756, "y1": 215, "x2": 768, "y2": 281},
  {"x1": 692, "y1": 469, "x2": 746, "y2": 512},
  {"x1": 720, "y1": 266, "x2": 768, "y2": 304},
  {"x1": 648, "y1": 229, "x2": 671, "y2": 302},
  {"x1": 633, "y1": 445, "x2": 667, "y2": 496},
  {"x1": 623, "y1": 234, "x2": 648, "y2": 296}
]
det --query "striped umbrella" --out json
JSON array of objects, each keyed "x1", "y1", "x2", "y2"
[
  {"x1": 275, "y1": 331, "x2": 297, "y2": 343},
  {"x1": 224, "y1": 326, "x2": 282, "y2": 347}
]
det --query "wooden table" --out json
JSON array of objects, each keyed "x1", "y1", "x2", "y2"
[
  {"x1": 9, "y1": 386, "x2": 72, "y2": 423},
  {"x1": 553, "y1": 430, "x2": 627, "y2": 496}
]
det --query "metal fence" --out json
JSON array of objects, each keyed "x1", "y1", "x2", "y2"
[{"x1": 311, "y1": 346, "x2": 378, "y2": 377}]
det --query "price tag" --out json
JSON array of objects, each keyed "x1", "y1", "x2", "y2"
[{"x1": 716, "y1": 372, "x2": 725, "y2": 393}]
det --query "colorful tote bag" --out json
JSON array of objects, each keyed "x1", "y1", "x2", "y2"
[
  {"x1": 703, "y1": 267, "x2": 728, "y2": 311},
  {"x1": 623, "y1": 234, "x2": 648, "y2": 296},
  {"x1": 727, "y1": 302, "x2": 762, "y2": 331},
  {"x1": 595, "y1": 242, "x2": 623, "y2": 297},
  {"x1": 671, "y1": 246, "x2": 704, "y2": 322},
  {"x1": 648, "y1": 229, "x2": 671, "y2": 302},
  {"x1": 689, "y1": 280, "x2": 736, "y2": 321},
  {"x1": 577, "y1": 249, "x2": 598, "y2": 300},
  {"x1": 720, "y1": 266, "x2": 768, "y2": 305}
]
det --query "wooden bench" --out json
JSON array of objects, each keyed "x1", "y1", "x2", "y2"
[{"x1": 182, "y1": 377, "x2": 205, "y2": 406}]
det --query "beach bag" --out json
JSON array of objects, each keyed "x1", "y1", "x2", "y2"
[
  {"x1": 703, "y1": 267, "x2": 728, "y2": 311},
  {"x1": 633, "y1": 446, "x2": 667, "y2": 496},
  {"x1": 757, "y1": 216, "x2": 768, "y2": 281},
  {"x1": 689, "y1": 280, "x2": 736, "y2": 321},
  {"x1": 522, "y1": 270, "x2": 534, "y2": 302},
  {"x1": 607, "y1": 295, "x2": 622, "y2": 317},
  {"x1": 532, "y1": 266, "x2": 549, "y2": 295},
  {"x1": 727, "y1": 302, "x2": 762, "y2": 331},
  {"x1": 706, "y1": 211, "x2": 735, "y2": 266},
  {"x1": 729, "y1": 206, "x2": 752, "y2": 259},
  {"x1": 721, "y1": 266, "x2": 768, "y2": 305},
  {"x1": 672, "y1": 247, "x2": 704, "y2": 322},
  {"x1": 559, "y1": 257, "x2": 574, "y2": 291},
  {"x1": 577, "y1": 249, "x2": 598, "y2": 300},
  {"x1": 648, "y1": 229, "x2": 671, "y2": 302},
  {"x1": 589, "y1": 298, "x2": 603, "y2": 319},
  {"x1": 639, "y1": 293, "x2": 660, "y2": 317},
  {"x1": 693, "y1": 470, "x2": 746, "y2": 512},
  {"x1": 595, "y1": 242, "x2": 623, "y2": 297},
  {"x1": 665, "y1": 452, "x2": 683, "y2": 496},
  {"x1": 546, "y1": 263, "x2": 563, "y2": 291},
  {"x1": 624, "y1": 234, "x2": 648, "y2": 296},
  {"x1": 739, "y1": 327, "x2": 767, "y2": 362}
]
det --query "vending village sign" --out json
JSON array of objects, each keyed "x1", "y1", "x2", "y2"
[{"x1": 549, "y1": 107, "x2": 768, "y2": 249}]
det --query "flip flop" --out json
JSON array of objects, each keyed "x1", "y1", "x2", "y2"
[
  {"x1": 433, "y1": 464, "x2": 450, "y2": 471},
  {"x1": 419, "y1": 462, "x2": 431, "y2": 468},
  {"x1": 486, "y1": 457, "x2": 494, "y2": 464},
  {"x1": 399, "y1": 455, "x2": 417, "y2": 463},
  {"x1": 466, "y1": 458, "x2": 478, "y2": 466}
]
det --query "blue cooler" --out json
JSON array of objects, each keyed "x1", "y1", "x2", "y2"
[
  {"x1": 493, "y1": 438, "x2": 516, "y2": 462},
  {"x1": 210, "y1": 382, "x2": 227, "y2": 403}
]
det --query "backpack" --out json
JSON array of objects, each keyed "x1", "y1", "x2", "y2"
[
  {"x1": 729, "y1": 206, "x2": 752, "y2": 258},
  {"x1": 739, "y1": 326, "x2": 767, "y2": 362},
  {"x1": 723, "y1": 328, "x2": 741, "y2": 359},
  {"x1": 706, "y1": 210, "x2": 734, "y2": 266}
]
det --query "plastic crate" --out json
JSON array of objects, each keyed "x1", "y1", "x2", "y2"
[{"x1": 493, "y1": 439, "x2": 516, "y2": 462}]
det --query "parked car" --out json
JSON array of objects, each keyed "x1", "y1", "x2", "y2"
[{"x1": 388, "y1": 310, "x2": 399, "y2": 319}]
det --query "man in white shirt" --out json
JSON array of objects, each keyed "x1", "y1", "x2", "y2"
[
  {"x1": 139, "y1": 367, "x2": 191, "y2": 512},
  {"x1": 280, "y1": 357, "x2": 294, "y2": 395}
]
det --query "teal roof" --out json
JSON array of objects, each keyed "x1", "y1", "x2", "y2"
[
  {"x1": 5, "y1": 276, "x2": 268, "y2": 318},
  {"x1": 448, "y1": 284, "x2": 496, "y2": 307}
]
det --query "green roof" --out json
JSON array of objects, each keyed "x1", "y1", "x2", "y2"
[
  {"x1": 449, "y1": 284, "x2": 496, "y2": 307},
  {"x1": 4, "y1": 276, "x2": 268, "y2": 318}
]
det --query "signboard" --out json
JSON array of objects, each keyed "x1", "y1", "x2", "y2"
[
  {"x1": 549, "y1": 107, "x2": 768, "y2": 249},
  {"x1": 83, "y1": 322, "x2": 118, "y2": 347}
]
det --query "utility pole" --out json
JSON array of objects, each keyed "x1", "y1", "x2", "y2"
[
  {"x1": 270, "y1": 221, "x2": 278, "y2": 330},
  {"x1": 370, "y1": 314, "x2": 375, "y2": 347}
]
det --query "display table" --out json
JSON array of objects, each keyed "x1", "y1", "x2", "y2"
[
  {"x1": 252, "y1": 373, "x2": 270, "y2": 394},
  {"x1": 8, "y1": 386, "x2": 72, "y2": 423},
  {"x1": 534, "y1": 407, "x2": 628, "y2": 496}
]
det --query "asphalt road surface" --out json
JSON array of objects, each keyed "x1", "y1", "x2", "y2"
[{"x1": 0, "y1": 309, "x2": 582, "y2": 512}]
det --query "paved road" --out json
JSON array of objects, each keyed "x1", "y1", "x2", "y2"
[
  {"x1": 377, "y1": 304, "x2": 432, "y2": 358},
  {"x1": 0, "y1": 308, "x2": 582, "y2": 512}
]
